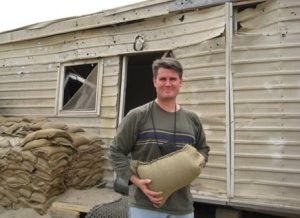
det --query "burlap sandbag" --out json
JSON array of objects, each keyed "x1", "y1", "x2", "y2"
[
  {"x1": 131, "y1": 144, "x2": 205, "y2": 207},
  {"x1": 30, "y1": 121, "x2": 46, "y2": 130},
  {"x1": 20, "y1": 129, "x2": 72, "y2": 146},
  {"x1": 69, "y1": 133, "x2": 90, "y2": 147},
  {"x1": 22, "y1": 139, "x2": 52, "y2": 150},
  {"x1": 49, "y1": 152, "x2": 71, "y2": 165},
  {"x1": 4, "y1": 122, "x2": 30, "y2": 136},
  {"x1": 0, "y1": 136, "x2": 10, "y2": 148},
  {"x1": 41, "y1": 122, "x2": 67, "y2": 130},
  {"x1": 19, "y1": 188, "x2": 32, "y2": 198},
  {"x1": 30, "y1": 191, "x2": 47, "y2": 204},
  {"x1": 32, "y1": 145, "x2": 74, "y2": 157},
  {"x1": 52, "y1": 137, "x2": 73, "y2": 147},
  {"x1": 21, "y1": 150, "x2": 37, "y2": 163},
  {"x1": 0, "y1": 187, "x2": 18, "y2": 204},
  {"x1": 75, "y1": 132, "x2": 103, "y2": 144},
  {"x1": 65, "y1": 126, "x2": 84, "y2": 133}
]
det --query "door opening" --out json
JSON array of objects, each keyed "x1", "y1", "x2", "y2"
[{"x1": 123, "y1": 52, "x2": 165, "y2": 116}]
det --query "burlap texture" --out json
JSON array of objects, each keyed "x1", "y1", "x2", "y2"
[
  {"x1": 41, "y1": 122, "x2": 67, "y2": 130},
  {"x1": 131, "y1": 144, "x2": 205, "y2": 207},
  {"x1": 69, "y1": 133, "x2": 90, "y2": 147},
  {"x1": 65, "y1": 126, "x2": 85, "y2": 133},
  {"x1": 0, "y1": 117, "x2": 105, "y2": 214},
  {"x1": 20, "y1": 129, "x2": 72, "y2": 146}
]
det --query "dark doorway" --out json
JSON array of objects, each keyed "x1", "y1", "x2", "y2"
[{"x1": 124, "y1": 52, "x2": 165, "y2": 115}]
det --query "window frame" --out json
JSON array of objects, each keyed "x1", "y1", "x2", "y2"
[{"x1": 56, "y1": 59, "x2": 103, "y2": 116}]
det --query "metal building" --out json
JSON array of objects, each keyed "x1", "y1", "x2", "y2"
[{"x1": 0, "y1": 0, "x2": 299, "y2": 216}]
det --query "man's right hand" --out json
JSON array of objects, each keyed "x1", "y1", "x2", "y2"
[{"x1": 130, "y1": 175, "x2": 164, "y2": 205}]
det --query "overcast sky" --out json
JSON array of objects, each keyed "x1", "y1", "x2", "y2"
[{"x1": 0, "y1": 0, "x2": 145, "y2": 32}]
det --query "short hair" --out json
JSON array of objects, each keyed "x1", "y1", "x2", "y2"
[{"x1": 152, "y1": 58, "x2": 183, "y2": 79}]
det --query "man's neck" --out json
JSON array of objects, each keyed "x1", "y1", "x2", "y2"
[{"x1": 155, "y1": 98, "x2": 179, "y2": 112}]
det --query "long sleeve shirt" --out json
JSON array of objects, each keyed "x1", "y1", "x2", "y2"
[{"x1": 110, "y1": 101, "x2": 209, "y2": 214}]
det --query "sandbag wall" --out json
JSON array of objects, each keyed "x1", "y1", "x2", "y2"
[
  {"x1": 0, "y1": 116, "x2": 105, "y2": 214},
  {"x1": 66, "y1": 132, "x2": 105, "y2": 189}
]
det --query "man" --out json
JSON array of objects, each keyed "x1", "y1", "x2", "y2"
[{"x1": 110, "y1": 58, "x2": 209, "y2": 218}]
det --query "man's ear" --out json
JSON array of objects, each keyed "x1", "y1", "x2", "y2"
[{"x1": 153, "y1": 77, "x2": 157, "y2": 87}]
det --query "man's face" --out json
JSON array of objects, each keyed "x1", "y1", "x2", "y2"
[{"x1": 153, "y1": 67, "x2": 182, "y2": 101}]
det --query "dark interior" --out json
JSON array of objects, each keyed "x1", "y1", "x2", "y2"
[{"x1": 124, "y1": 52, "x2": 164, "y2": 115}]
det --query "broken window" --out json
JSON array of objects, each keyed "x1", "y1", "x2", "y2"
[{"x1": 59, "y1": 61, "x2": 99, "y2": 113}]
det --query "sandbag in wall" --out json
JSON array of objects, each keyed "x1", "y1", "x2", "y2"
[
  {"x1": 0, "y1": 116, "x2": 106, "y2": 214},
  {"x1": 66, "y1": 132, "x2": 105, "y2": 189}
]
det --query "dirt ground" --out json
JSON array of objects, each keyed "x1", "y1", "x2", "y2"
[
  {"x1": 0, "y1": 187, "x2": 122, "y2": 218},
  {"x1": 0, "y1": 191, "x2": 296, "y2": 218},
  {"x1": 0, "y1": 207, "x2": 51, "y2": 218}
]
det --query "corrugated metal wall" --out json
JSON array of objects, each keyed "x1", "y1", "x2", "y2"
[
  {"x1": 0, "y1": 4, "x2": 226, "y2": 184},
  {"x1": 232, "y1": 0, "x2": 300, "y2": 211},
  {"x1": 232, "y1": 34, "x2": 300, "y2": 210},
  {"x1": 0, "y1": 0, "x2": 299, "y2": 213},
  {"x1": 171, "y1": 0, "x2": 300, "y2": 213},
  {"x1": 174, "y1": 37, "x2": 228, "y2": 200}
]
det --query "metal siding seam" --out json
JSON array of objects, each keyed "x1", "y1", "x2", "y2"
[
  {"x1": 225, "y1": 2, "x2": 234, "y2": 199},
  {"x1": 118, "y1": 56, "x2": 128, "y2": 125}
]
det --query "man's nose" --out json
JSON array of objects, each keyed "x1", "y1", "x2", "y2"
[{"x1": 165, "y1": 79, "x2": 172, "y2": 85}]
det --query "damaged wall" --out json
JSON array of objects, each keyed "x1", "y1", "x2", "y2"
[
  {"x1": 232, "y1": 0, "x2": 300, "y2": 212},
  {"x1": 174, "y1": 37, "x2": 227, "y2": 200},
  {"x1": 172, "y1": 0, "x2": 300, "y2": 213},
  {"x1": 0, "y1": 0, "x2": 299, "y2": 214},
  {"x1": 0, "y1": 3, "x2": 226, "y2": 184},
  {"x1": 237, "y1": 0, "x2": 300, "y2": 35}
]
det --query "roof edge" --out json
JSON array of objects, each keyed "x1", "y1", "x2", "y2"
[{"x1": 0, "y1": 0, "x2": 171, "y2": 45}]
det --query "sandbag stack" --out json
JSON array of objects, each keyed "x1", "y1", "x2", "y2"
[
  {"x1": 66, "y1": 132, "x2": 105, "y2": 189},
  {"x1": 0, "y1": 116, "x2": 105, "y2": 214},
  {"x1": 0, "y1": 129, "x2": 75, "y2": 214},
  {"x1": 0, "y1": 116, "x2": 46, "y2": 139}
]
